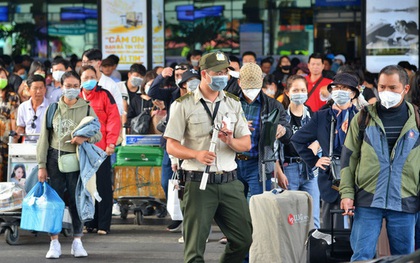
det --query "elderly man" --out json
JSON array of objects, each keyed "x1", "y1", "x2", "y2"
[{"x1": 16, "y1": 74, "x2": 50, "y2": 143}]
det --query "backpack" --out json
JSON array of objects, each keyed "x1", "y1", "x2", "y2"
[{"x1": 358, "y1": 104, "x2": 420, "y2": 141}]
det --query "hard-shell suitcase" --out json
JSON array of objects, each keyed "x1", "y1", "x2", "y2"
[
  {"x1": 114, "y1": 146, "x2": 163, "y2": 167},
  {"x1": 306, "y1": 209, "x2": 353, "y2": 263},
  {"x1": 249, "y1": 189, "x2": 313, "y2": 263}
]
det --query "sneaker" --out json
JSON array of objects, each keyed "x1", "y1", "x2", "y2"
[
  {"x1": 112, "y1": 203, "x2": 121, "y2": 216},
  {"x1": 178, "y1": 236, "x2": 208, "y2": 244},
  {"x1": 167, "y1": 220, "x2": 182, "y2": 232},
  {"x1": 71, "y1": 239, "x2": 88, "y2": 258},
  {"x1": 46, "y1": 239, "x2": 61, "y2": 259}
]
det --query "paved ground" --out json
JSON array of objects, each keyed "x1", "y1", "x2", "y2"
[{"x1": 0, "y1": 214, "x2": 227, "y2": 263}]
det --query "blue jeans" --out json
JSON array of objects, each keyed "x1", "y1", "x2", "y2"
[
  {"x1": 161, "y1": 149, "x2": 173, "y2": 199},
  {"x1": 236, "y1": 158, "x2": 271, "y2": 198},
  {"x1": 284, "y1": 162, "x2": 320, "y2": 229},
  {"x1": 350, "y1": 207, "x2": 415, "y2": 261}
]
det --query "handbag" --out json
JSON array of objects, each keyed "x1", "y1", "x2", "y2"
[
  {"x1": 131, "y1": 99, "x2": 152, "y2": 134},
  {"x1": 57, "y1": 113, "x2": 80, "y2": 173},
  {"x1": 20, "y1": 182, "x2": 65, "y2": 233},
  {"x1": 329, "y1": 115, "x2": 341, "y2": 191},
  {"x1": 167, "y1": 172, "x2": 183, "y2": 221}
]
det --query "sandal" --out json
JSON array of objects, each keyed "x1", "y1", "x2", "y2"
[{"x1": 97, "y1": 230, "x2": 109, "y2": 235}]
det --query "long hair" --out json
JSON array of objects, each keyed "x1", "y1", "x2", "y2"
[
  {"x1": 11, "y1": 163, "x2": 26, "y2": 179},
  {"x1": 282, "y1": 75, "x2": 308, "y2": 109}
]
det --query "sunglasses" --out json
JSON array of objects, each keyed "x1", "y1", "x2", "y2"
[
  {"x1": 31, "y1": 115, "x2": 37, "y2": 129},
  {"x1": 175, "y1": 65, "x2": 188, "y2": 70}
]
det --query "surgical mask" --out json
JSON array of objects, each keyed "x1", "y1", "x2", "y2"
[
  {"x1": 331, "y1": 90, "x2": 351, "y2": 106},
  {"x1": 290, "y1": 93, "x2": 308, "y2": 105},
  {"x1": 19, "y1": 73, "x2": 27, "y2": 80},
  {"x1": 242, "y1": 89, "x2": 260, "y2": 101},
  {"x1": 0, "y1": 78, "x2": 7, "y2": 89},
  {"x1": 35, "y1": 72, "x2": 46, "y2": 78},
  {"x1": 81, "y1": 79, "x2": 97, "y2": 91},
  {"x1": 62, "y1": 88, "x2": 80, "y2": 100},
  {"x1": 229, "y1": 70, "x2": 240, "y2": 79},
  {"x1": 265, "y1": 89, "x2": 275, "y2": 97},
  {"x1": 175, "y1": 78, "x2": 182, "y2": 88},
  {"x1": 207, "y1": 75, "x2": 228, "y2": 91},
  {"x1": 281, "y1": 65, "x2": 291, "y2": 71},
  {"x1": 52, "y1": 70, "x2": 65, "y2": 82},
  {"x1": 191, "y1": 60, "x2": 199, "y2": 67},
  {"x1": 379, "y1": 90, "x2": 403, "y2": 109},
  {"x1": 144, "y1": 84, "x2": 151, "y2": 94},
  {"x1": 75, "y1": 66, "x2": 81, "y2": 74},
  {"x1": 187, "y1": 79, "x2": 200, "y2": 92},
  {"x1": 130, "y1": 76, "x2": 143, "y2": 87}
]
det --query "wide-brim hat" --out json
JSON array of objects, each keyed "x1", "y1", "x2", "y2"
[
  {"x1": 199, "y1": 51, "x2": 233, "y2": 72},
  {"x1": 327, "y1": 72, "x2": 360, "y2": 98},
  {"x1": 179, "y1": 69, "x2": 200, "y2": 86}
]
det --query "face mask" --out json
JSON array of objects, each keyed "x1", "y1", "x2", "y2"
[
  {"x1": 242, "y1": 89, "x2": 260, "y2": 101},
  {"x1": 19, "y1": 73, "x2": 27, "y2": 80},
  {"x1": 281, "y1": 65, "x2": 291, "y2": 71},
  {"x1": 175, "y1": 78, "x2": 182, "y2": 88},
  {"x1": 144, "y1": 84, "x2": 151, "y2": 94},
  {"x1": 0, "y1": 78, "x2": 7, "y2": 89},
  {"x1": 207, "y1": 75, "x2": 228, "y2": 91},
  {"x1": 290, "y1": 93, "x2": 308, "y2": 105},
  {"x1": 35, "y1": 72, "x2": 46, "y2": 78},
  {"x1": 62, "y1": 88, "x2": 80, "y2": 100},
  {"x1": 191, "y1": 60, "x2": 199, "y2": 67},
  {"x1": 331, "y1": 90, "x2": 351, "y2": 106},
  {"x1": 265, "y1": 89, "x2": 275, "y2": 97},
  {"x1": 52, "y1": 70, "x2": 65, "y2": 82},
  {"x1": 81, "y1": 79, "x2": 97, "y2": 91},
  {"x1": 130, "y1": 76, "x2": 143, "y2": 87},
  {"x1": 379, "y1": 90, "x2": 403, "y2": 109},
  {"x1": 75, "y1": 67, "x2": 81, "y2": 74},
  {"x1": 187, "y1": 79, "x2": 200, "y2": 92},
  {"x1": 229, "y1": 71, "x2": 240, "y2": 79}
]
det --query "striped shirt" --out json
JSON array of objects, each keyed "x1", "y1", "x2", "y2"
[{"x1": 378, "y1": 102, "x2": 408, "y2": 156}]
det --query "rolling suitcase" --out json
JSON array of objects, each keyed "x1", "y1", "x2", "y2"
[
  {"x1": 114, "y1": 146, "x2": 163, "y2": 167},
  {"x1": 306, "y1": 209, "x2": 353, "y2": 263},
  {"x1": 249, "y1": 189, "x2": 313, "y2": 263}
]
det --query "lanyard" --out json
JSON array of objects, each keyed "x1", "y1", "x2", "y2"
[{"x1": 199, "y1": 98, "x2": 220, "y2": 126}]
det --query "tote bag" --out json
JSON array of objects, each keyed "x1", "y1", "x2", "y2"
[{"x1": 167, "y1": 172, "x2": 183, "y2": 221}]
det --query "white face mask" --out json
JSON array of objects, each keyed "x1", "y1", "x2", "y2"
[
  {"x1": 191, "y1": 60, "x2": 199, "y2": 67},
  {"x1": 52, "y1": 70, "x2": 65, "y2": 82},
  {"x1": 265, "y1": 89, "x2": 275, "y2": 97},
  {"x1": 229, "y1": 71, "x2": 240, "y2": 79},
  {"x1": 175, "y1": 78, "x2": 182, "y2": 88},
  {"x1": 290, "y1": 93, "x2": 308, "y2": 105},
  {"x1": 144, "y1": 84, "x2": 151, "y2": 94},
  {"x1": 379, "y1": 90, "x2": 404, "y2": 109},
  {"x1": 187, "y1": 79, "x2": 200, "y2": 92},
  {"x1": 242, "y1": 89, "x2": 260, "y2": 101}
]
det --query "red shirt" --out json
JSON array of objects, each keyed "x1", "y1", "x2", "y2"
[{"x1": 305, "y1": 75, "x2": 332, "y2": 112}]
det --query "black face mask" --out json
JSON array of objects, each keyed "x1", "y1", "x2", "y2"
[{"x1": 281, "y1": 65, "x2": 291, "y2": 71}]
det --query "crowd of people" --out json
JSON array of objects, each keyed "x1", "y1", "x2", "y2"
[{"x1": 0, "y1": 48, "x2": 419, "y2": 262}]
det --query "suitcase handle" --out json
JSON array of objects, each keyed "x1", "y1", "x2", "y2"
[{"x1": 329, "y1": 209, "x2": 352, "y2": 256}]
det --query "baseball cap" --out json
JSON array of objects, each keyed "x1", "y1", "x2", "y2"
[
  {"x1": 334, "y1": 54, "x2": 346, "y2": 64},
  {"x1": 327, "y1": 72, "x2": 360, "y2": 97},
  {"x1": 239, "y1": 63, "x2": 263, "y2": 89},
  {"x1": 199, "y1": 51, "x2": 233, "y2": 72},
  {"x1": 179, "y1": 68, "x2": 200, "y2": 86}
]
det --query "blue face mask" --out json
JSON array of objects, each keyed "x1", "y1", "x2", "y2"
[
  {"x1": 81, "y1": 79, "x2": 97, "y2": 91},
  {"x1": 19, "y1": 73, "x2": 27, "y2": 80},
  {"x1": 331, "y1": 90, "x2": 351, "y2": 106},
  {"x1": 207, "y1": 74, "x2": 228, "y2": 91}
]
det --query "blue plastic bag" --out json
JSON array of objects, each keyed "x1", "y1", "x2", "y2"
[{"x1": 20, "y1": 182, "x2": 65, "y2": 234}]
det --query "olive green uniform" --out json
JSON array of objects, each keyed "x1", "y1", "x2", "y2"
[{"x1": 164, "y1": 88, "x2": 252, "y2": 263}]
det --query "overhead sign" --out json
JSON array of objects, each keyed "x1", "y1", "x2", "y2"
[{"x1": 101, "y1": 0, "x2": 148, "y2": 70}]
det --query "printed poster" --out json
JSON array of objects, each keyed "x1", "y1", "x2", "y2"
[
  {"x1": 152, "y1": 0, "x2": 165, "y2": 68},
  {"x1": 101, "y1": 0, "x2": 148, "y2": 70}
]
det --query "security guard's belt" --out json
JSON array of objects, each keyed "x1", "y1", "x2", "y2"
[{"x1": 182, "y1": 170, "x2": 237, "y2": 184}]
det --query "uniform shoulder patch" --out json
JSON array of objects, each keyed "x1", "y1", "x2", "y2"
[
  {"x1": 225, "y1": 92, "x2": 239, "y2": 101},
  {"x1": 175, "y1": 92, "x2": 193, "y2": 102}
]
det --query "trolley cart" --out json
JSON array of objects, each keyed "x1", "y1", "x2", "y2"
[{"x1": 114, "y1": 134, "x2": 166, "y2": 225}]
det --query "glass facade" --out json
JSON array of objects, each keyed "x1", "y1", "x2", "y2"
[{"x1": 0, "y1": 0, "x2": 362, "y2": 63}]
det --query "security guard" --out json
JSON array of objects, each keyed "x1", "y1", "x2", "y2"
[{"x1": 164, "y1": 51, "x2": 252, "y2": 263}]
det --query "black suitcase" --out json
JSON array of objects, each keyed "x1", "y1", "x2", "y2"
[{"x1": 306, "y1": 209, "x2": 353, "y2": 263}]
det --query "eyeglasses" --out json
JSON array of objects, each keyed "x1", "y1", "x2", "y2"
[
  {"x1": 175, "y1": 65, "x2": 188, "y2": 70},
  {"x1": 31, "y1": 115, "x2": 37, "y2": 129}
]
